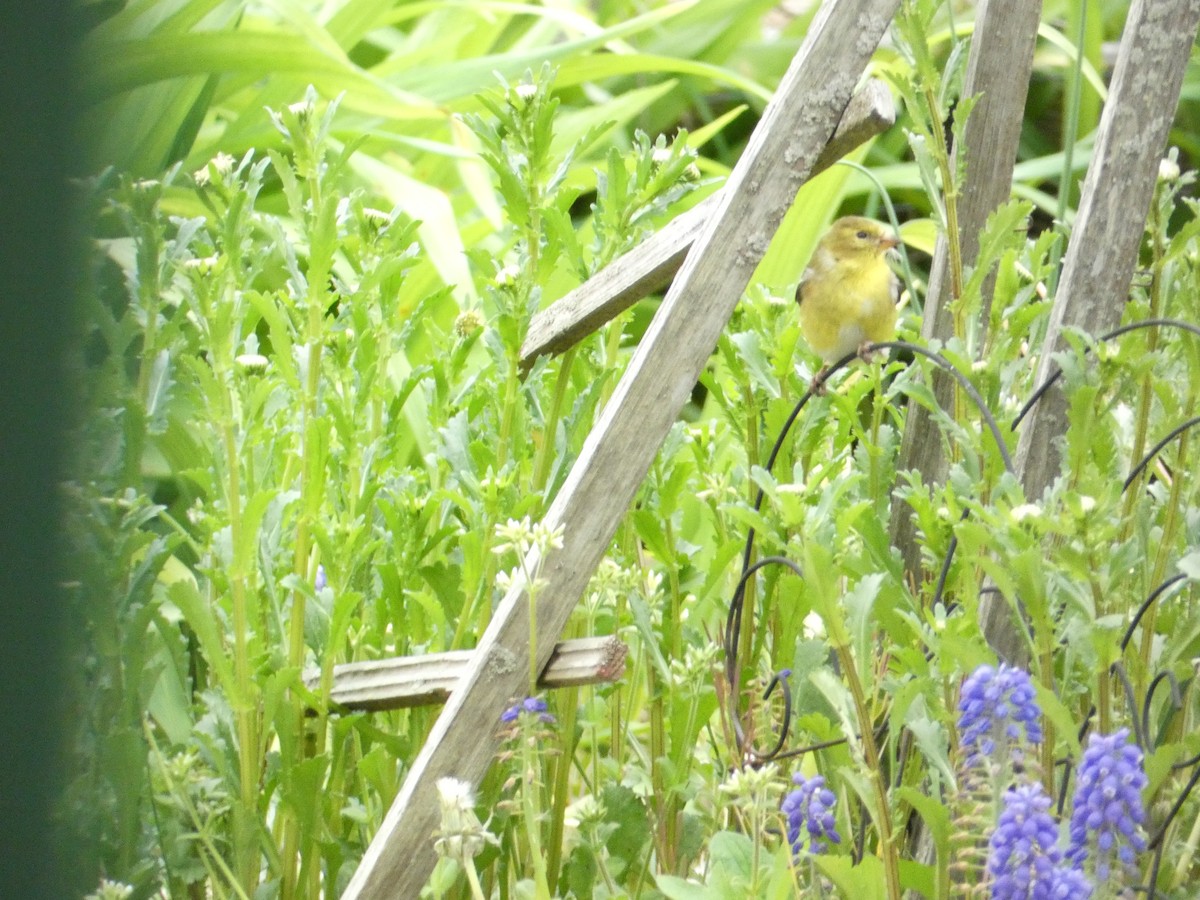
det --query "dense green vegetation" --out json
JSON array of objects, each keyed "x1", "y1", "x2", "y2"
[{"x1": 69, "y1": 1, "x2": 1200, "y2": 897}]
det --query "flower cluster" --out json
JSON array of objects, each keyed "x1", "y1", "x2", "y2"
[
  {"x1": 958, "y1": 663, "x2": 1043, "y2": 765},
  {"x1": 500, "y1": 695, "x2": 556, "y2": 724},
  {"x1": 1066, "y1": 728, "x2": 1147, "y2": 883},
  {"x1": 781, "y1": 773, "x2": 841, "y2": 855},
  {"x1": 987, "y1": 782, "x2": 1076, "y2": 900},
  {"x1": 982, "y1": 726, "x2": 1149, "y2": 897}
]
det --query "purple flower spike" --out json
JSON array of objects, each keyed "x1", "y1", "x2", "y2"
[
  {"x1": 958, "y1": 663, "x2": 1043, "y2": 765},
  {"x1": 988, "y1": 782, "x2": 1072, "y2": 900},
  {"x1": 1067, "y1": 728, "x2": 1147, "y2": 884},
  {"x1": 781, "y1": 773, "x2": 841, "y2": 855}
]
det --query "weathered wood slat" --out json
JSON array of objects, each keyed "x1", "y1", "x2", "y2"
[
  {"x1": 1015, "y1": 0, "x2": 1200, "y2": 500},
  {"x1": 304, "y1": 636, "x2": 626, "y2": 712},
  {"x1": 519, "y1": 79, "x2": 896, "y2": 368},
  {"x1": 342, "y1": 1, "x2": 902, "y2": 896}
]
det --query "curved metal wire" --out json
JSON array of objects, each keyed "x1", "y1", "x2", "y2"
[
  {"x1": 1120, "y1": 574, "x2": 1188, "y2": 653},
  {"x1": 724, "y1": 555, "x2": 804, "y2": 763},
  {"x1": 1124, "y1": 414, "x2": 1200, "y2": 491},
  {"x1": 1011, "y1": 318, "x2": 1200, "y2": 430},
  {"x1": 869, "y1": 340, "x2": 1015, "y2": 475},
  {"x1": 1143, "y1": 669, "x2": 1182, "y2": 750}
]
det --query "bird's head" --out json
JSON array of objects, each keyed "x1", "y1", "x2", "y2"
[{"x1": 819, "y1": 216, "x2": 899, "y2": 261}]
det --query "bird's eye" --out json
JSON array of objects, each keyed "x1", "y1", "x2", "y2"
[{"x1": 856, "y1": 230, "x2": 869, "y2": 239}]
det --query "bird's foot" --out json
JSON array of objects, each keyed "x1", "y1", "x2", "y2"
[
  {"x1": 857, "y1": 341, "x2": 879, "y2": 363},
  {"x1": 810, "y1": 365, "x2": 830, "y2": 395}
]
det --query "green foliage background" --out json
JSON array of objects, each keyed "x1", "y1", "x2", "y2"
[{"x1": 67, "y1": 1, "x2": 1200, "y2": 898}]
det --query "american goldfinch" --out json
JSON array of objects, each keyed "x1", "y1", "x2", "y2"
[{"x1": 795, "y1": 216, "x2": 899, "y2": 386}]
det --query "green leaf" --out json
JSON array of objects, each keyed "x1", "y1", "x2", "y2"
[
  {"x1": 843, "y1": 573, "x2": 884, "y2": 672},
  {"x1": 656, "y1": 874, "x2": 712, "y2": 900},
  {"x1": 900, "y1": 696, "x2": 955, "y2": 787},
  {"x1": 730, "y1": 331, "x2": 781, "y2": 399},
  {"x1": 280, "y1": 754, "x2": 330, "y2": 836},
  {"x1": 895, "y1": 786, "x2": 950, "y2": 849},
  {"x1": 706, "y1": 830, "x2": 754, "y2": 893},
  {"x1": 601, "y1": 783, "x2": 650, "y2": 868},
  {"x1": 1178, "y1": 550, "x2": 1200, "y2": 581},
  {"x1": 814, "y1": 852, "x2": 887, "y2": 900},
  {"x1": 167, "y1": 578, "x2": 236, "y2": 699}
]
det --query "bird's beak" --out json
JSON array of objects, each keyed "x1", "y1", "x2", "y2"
[{"x1": 879, "y1": 234, "x2": 900, "y2": 251}]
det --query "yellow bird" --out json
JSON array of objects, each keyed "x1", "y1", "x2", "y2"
[{"x1": 795, "y1": 216, "x2": 899, "y2": 386}]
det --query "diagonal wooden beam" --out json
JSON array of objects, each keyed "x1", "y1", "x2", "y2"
[
  {"x1": 341, "y1": 2, "x2": 902, "y2": 895},
  {"x1": 519, "y1": 79, "x2": 895, "y2": 369}
]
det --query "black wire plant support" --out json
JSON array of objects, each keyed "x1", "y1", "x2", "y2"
[{"x1": 721, "y1": 318, "x2": 1200, "y2": 892}]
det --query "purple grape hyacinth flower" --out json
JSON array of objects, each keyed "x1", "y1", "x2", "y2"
[
  {"x1": 1043, "y1": 866, "x2": 1093, "y2": 899},
  {"x1": 781, "y1": 773, "x2": 841, "y2": 855},
  {"x1": 1067, "y1": 728, "x2": 1147, "y2": 884},
  {"x1": 988, "y1": 782, "x2": 1078, "y2": 900},
  {"x1": 958, "y1": 663, "x2": 1043, "y2": 765},
  {"x1": 500, "y1": 696, "x2": 556, "y2": 724}
]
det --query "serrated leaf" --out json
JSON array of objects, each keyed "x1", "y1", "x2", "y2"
[{"x1": 730, "y1": 331, "x2": 781, "y2": 399}]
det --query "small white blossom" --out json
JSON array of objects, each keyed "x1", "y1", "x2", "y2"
[
  {"x1": 642, "y1": 568, "x2": 663, "y2": 597},
  {"x1": 719, "y1": 762, "x2": 783, "y2": 809},
  {"x1": 803, "y1": 610, "x2": 826, "y2": 640},
  {"x1": 362, "y1": 207, "x2": 390, "y2": 226},
  {"x1": 235, "y1": 353, "x2": 269, "y2": 371},
  {"x1": 495, "y1": 263, "x2": 521, "y2": 287},
  {"x1": 85, "y1": 879, "x2": 133, "y2": 900},
  {"x1": 1010, "y1": 503, "x2": 1042, "y2": 523},
  {"x1": 433, "y1": 777, "x2": 496, "y2": 862},
  {"x1": 515, "y1": 82, "x2": 538, "y2": 102},
  {"x1": 183, "y1": 255, "x2": 219, "y2": 273},
  {"x1": 1159, "y1": 157, "x2": 1181, "y2": 183}
]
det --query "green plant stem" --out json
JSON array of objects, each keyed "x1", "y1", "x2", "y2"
[
  {"x1": 1121, "y1": 201, "x2": 1167, "y2": 537},
  {"x1": 1139, "y1": 430, "x2": 1191, "y2": 666},
  {"x1": 545, "y1": 679, "x2": 578, "y2": 893},
  {"x1": 1172, "y1": 790, "x2": 1200, "y2": 887},
  {"x1": 647, "y1": 660, "x2": 673, "y2": 871},
  {"x1": 282, "y1": 165, "x2": 334, "y2": 900},
  {"x1": 520, "y1": 731, "x2": 552, "y2": 900},
  {"x1": 462, "y1": 859, "x2": 487, "y2": 900},
  {"x1": 218, "y1": 383, "x2": 261, "y2": 894},
  {"x1": 1058, "y1": 0, "x2": 1088, "y2": 225},
  {"x1": 533, "y1": 346, "x2": 577, "y2": 494},
  {"x1": 739, "y1": 383, "x2": 760, "y2": 685},
  {"x1": 496, "y1": 344, "x2": 522, "y2": 477},
  {"x1": 831, "y1": 636, "x2": 901, "y2": 900}
]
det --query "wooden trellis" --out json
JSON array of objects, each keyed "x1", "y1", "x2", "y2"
[{"x1": 339, "y1": 0, "x2": 1200, "y2": 895}]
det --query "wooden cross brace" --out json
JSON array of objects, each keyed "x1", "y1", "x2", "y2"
[
  {"x1": 304, "y1": 636, "x2": 627, "y2": 712},
  {"x1": 343, "y1": 1, "x2": 903, "y2": 895}
]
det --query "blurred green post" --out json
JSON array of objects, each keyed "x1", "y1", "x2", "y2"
[{"x1": 0, "y1": 0, "x2": 83, "y2": 896}]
